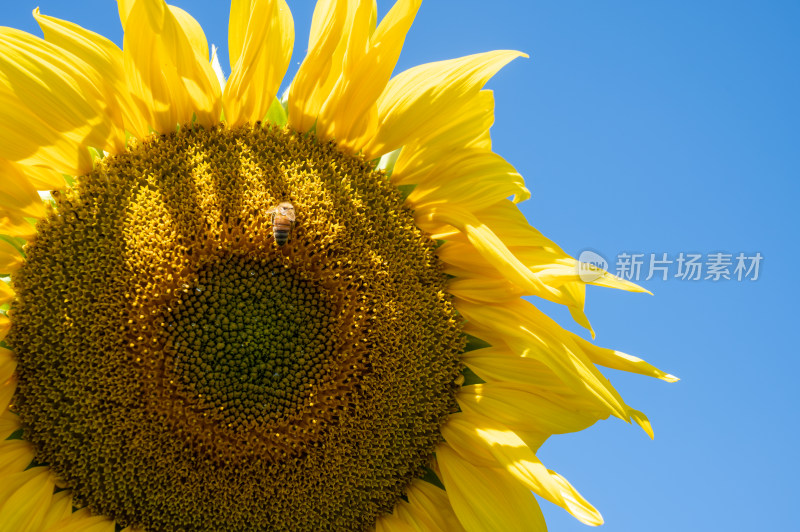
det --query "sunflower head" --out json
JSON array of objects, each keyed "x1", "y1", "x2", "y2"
[{"x1": 0, "y1": 1, "x2": 674, "y2": 531}]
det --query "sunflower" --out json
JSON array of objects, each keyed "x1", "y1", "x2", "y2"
[{"x1": 0, "y1": 1, "x2": 676, "y2": 531}]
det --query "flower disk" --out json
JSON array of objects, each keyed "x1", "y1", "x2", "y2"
[{"x1": 8, "y1": 125, "x2": 465, "y2": 531}]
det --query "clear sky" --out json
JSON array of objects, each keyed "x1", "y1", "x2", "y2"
[{"x1": 5, "y1": 1, "x2": 799, "y2": 531}]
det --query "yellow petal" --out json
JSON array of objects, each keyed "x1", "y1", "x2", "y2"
[
  {"x1": 40, "y1": 491, "x2": 73, "y2": 531},
  {"x1": 4, "y1": 161, "x2": 65, "y2": 190},
  {"x1": 169, "y1": 6, "x2": 209, "y2": 61},
  {"x1": 374, "y1": 510, "x2": 417, "y2": 532},
  {"x1": 0, "y1": 409, "x2": 21, "y2": 440},
  {"x1": 0, "y1": 348, "x2": 15, "y2": 384},
  {"x1": 123, "y1": 0, "x2": 222, "y2": 132},
  {"x1": 447, "y1": 272, "x2": 592, "y2": 340},
  {"x1": 287, "y1": 0, "x2": 352, "y2": 133},
  {"x1": 457, "y1": 383, "x2": 599, "y2": 435},
  {"x1": 461, "y1": 347, "x2": 596, "y2": 400},
  {"x1": 570, "y1": 333, "x2": 679, "y2": 382},
  {"x1": 461, "y1": 334, "x2": 654, "y2": 439},
  {"x1": 0, "y1": 240, "x2": 23, "y2": 275},
  {"x1": 0, "y1": 374, "x2": 15, "y2": 413},
  {"x1": 0, "y1": 467, "x2": 55, "y2": 532},
  {"x1": 400, "y1": 479, "x2": 465, "y2": 532},
  {"x1": 446, "y1": 412, "x2": 603, "y2": 526},
  {"x1": 224, "y1": 0, "x2": 294, "y2": 128},
  {"x1": 0, "y1": 440, "x2": 35, "y2": 477},
  {"x1": 317, "y1": 0, "x2": 422, "y2": 151},
  {"x1": 473, "y1": 200, "x2": 649, "y2": 294},
  {"x1": 396, "y1": 130, "x2": 501, "y2": 187},
  {"x1": 391, "y1": 90, "x2": 495, "y2": 184},
  {"x1": 0, "y1": 349, "x2": 16, "y2": 411},
  {"x1": 436, "y1": 443, "x2": 547, "y2": 532},
  {"x1": 441, "y1": 414, "x2": 498, "y2": 468},
  {"x1": 407, "y1": 150, "x2": 529, "y2": 213},
  {"x1": 420, "y1": 206, "x2": 576, "y2": 307},
  {"x1": 0, "y1": 280, "x2": 14, "y2": 306},
  {"x1": 456, "y1": 298, "x2": 629, "y2": 420},
  {"x1": 34, "y1": 8, "x2": 140, "y2": 145},
  {"x1": 446, "y1": 277, "x2": 523, "y2": 303},
  {"x1": 0, "y1": 29, "x2": 120, "y2": 175},
  {"x1": 629, "y1": 408, "x2": 655, "y2": 439},
  {"x1": 0, "y1": 316, "x2": 8, "y2": 343},
  {"x1": 365, "y1": 51, "x2": 526, "y2": 158},
  {"x1": 43, "y1": 508, "x2": 116, "y2": 532},
  {"x1": 117, "y1": 0, "x2": 135, "y2": 28},
  {"x1": 0, "y1": 164, "x2": 46, "y2": 239}
]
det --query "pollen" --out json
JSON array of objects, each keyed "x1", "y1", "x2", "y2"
[{"x1": 8, "y1": 125, "x2": 465, "y2": 531}]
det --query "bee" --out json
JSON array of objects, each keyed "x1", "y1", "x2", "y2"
[{"x1": 268, "y1": 201, "x2": 296, "y2": 246}]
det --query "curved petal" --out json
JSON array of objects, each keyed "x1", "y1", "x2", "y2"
[
  {"x1": 0, "y1": 281, "x2": 14, "y2": 306},
  {"x1": 169, "y1": 6, "x2": 209, "y2": 61},
  {"x1": 0, "y1": 240, "x2": 23, "y2": 276},
  {"x1": 3, "y1": 161, "x2": 65, "y2": 190},
  {"x1": 406, "y1": 150, "x2": 529, "y2": 213},
  {"x1": 374, "y1": 511, "x2": 417, "y2": 532},
  {"x1": 224, "y1": 0, "x2": 294, "y2": 127},
  {"x1": 364, "y1": 50, "x2": 526, "y2": 158},
  {"x1": 0, "y1": 163, "x2": 46, "y2": 239},
  {"x1": 436, "y1": 443, "x2": 547, "y2": 532},
  {"x1": 472, "y1": 199, "x2": 649, "y2": 293},
  {"x1": 316, "y1": 0, "x2": 422, "y2": 151},
  {"x1": 456, "y1": 298, "x2": 630, "y2": 420},
  {"x1": 33, "y1": 9, "x2": 146, "y2": 141},
  {"x1": 287, "y1": 0, "x2": 352, "y2": 133},
  {"x1": 462, "y1": 347, "x2": 652, "y2": 429},
  {"x1": 117, "y1": 0, "x2": 135, "y2": 28},
  {"x1": 0, "y1": 467, "x2": 55, "y2": 532},
  {"x1": 0, "y1": 348, "x2": 16, "y2": 411},
  {"x1": 457, "y1": 383, "x2": 600, "y2": 435},
  {"x1": 443, "y1": 413, "x2": 603, "y2": 527},
  {"x1": 0, "y1": 348, "x2": 15, "y2": 386},
  {"x1": 461, "y1": 347, "x2": 582, "y2": 392},
  {"x1": 0, "y1": 440, "x2": 35, "y2": 477},
  {"x1": 0, "y1": 410, "x2": 21, "y2": 440},
  {"x1": 43, "y1": 508, "x2": 116, "y2": 532},
  {"x1": 123, "y1": 0, "x2": 222, "y2": 132},
  {"x1": 0, "y1": 29, "x2": 121, "y2": 175},
  {"x1": 391, "y1": 90, "x2": 495, "y2": 185},
  {"x1": 419, "y1": 205, "x2": 573, "y2": 306},
  {"x1": 0, "y1": 374, "x2": 15, "y2": 412},
  {"x1": 40, "y1": 491, "x2": 73, "y2": 531},
  {"x1": 570, "y1": 333, "x2": 678, "y2": 382},
  {"x1": 446, "y1": 277, "x2": 524, "y2": 304},
  {"x1": 0, "y1": 315, "x2": 8, "y2": 343},
  {"x1": 398, "y1": 479, "x2": 465, "y2": 532}
]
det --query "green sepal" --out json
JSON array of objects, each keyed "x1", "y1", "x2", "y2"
[
  {"x1": 396, "y1": 184, "x2": 416, "y2": 202},
  {"x1": 461, "y1": 366, "x2": 485, "y2": 385},
  {"x1": 265, "y1": 97, "x2": 288, "y2": 127},
  {"x1": 375, "y1": 147, "x2": 402, "y2": 177},
  {"x1": 0, "y1": 235, "x2": 26, "y2": 258},
  {"x1": 463, "y1": 333, "x2": 491, "y2": 352},
  {"x1": 420, "y1": 467, "x2": 445, "y2": 490}
]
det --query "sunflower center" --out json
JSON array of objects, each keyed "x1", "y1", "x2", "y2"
[
  {"x1": 9, "y1": 125, "x2": 464, "y2": 531},
  {"x1": 168, "y1": 255, "x2": 339, "y2": 429}
]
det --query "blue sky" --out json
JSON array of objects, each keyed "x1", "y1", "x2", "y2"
[{"x1": 5, "y1": 1, "x2": 798, "y2": 530}]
